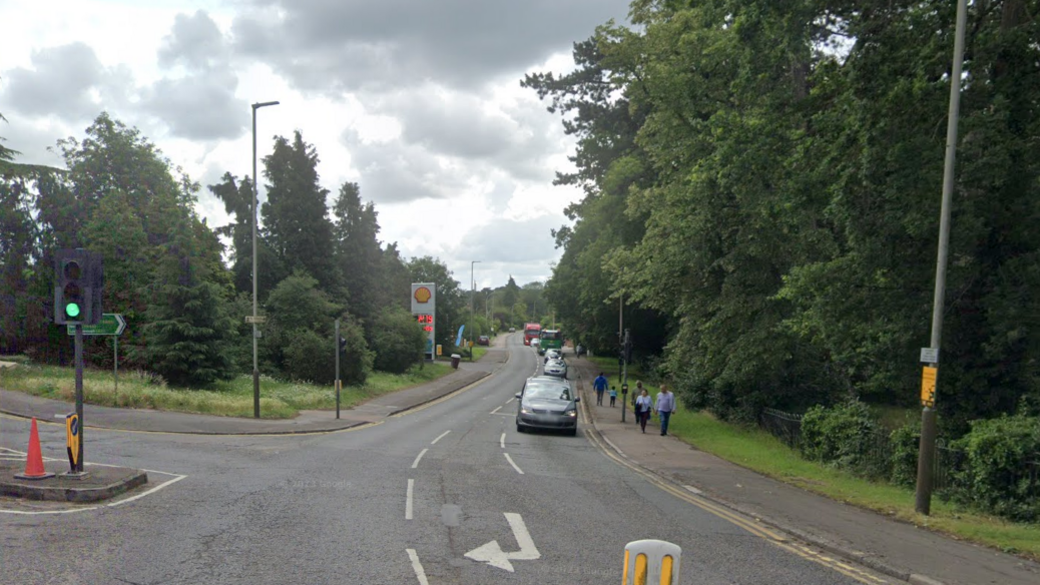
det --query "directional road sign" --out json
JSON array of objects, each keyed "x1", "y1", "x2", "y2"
[{"x1": 66, "y1": 313, "x2": 126, "y2": 337}]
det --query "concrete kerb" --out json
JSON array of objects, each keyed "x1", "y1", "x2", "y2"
[
  {"x1": 386, "y1": 370, "x2": 490, "y2": 417},
  {"x1": 0, "y1": 460, "x2": 147, "y2": 503},
  {"x1": 570, "y1": 361, "x2": 943, "y2": 585}
]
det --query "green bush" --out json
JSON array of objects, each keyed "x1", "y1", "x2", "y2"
[
  {"x1": 949, "y1": 415, "x2": 1040, "y2": 522},
  {"x1": 888, "y1": 421, "x2": 920, "y2": 487},
  {"x1": 800, "y1": 399, "x2": 887, "y2": 477},
  {"x1": 371, "y1": 307, "x2": 425, "y2": 374}
]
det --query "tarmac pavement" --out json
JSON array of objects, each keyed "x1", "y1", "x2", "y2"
[{"x1": 569, "y1": 356, "x2": 1040, "y2": 585}]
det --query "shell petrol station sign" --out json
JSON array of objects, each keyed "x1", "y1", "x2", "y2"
[{"x1": 411, "y1": 283, "x2": 436, "y2": 360}]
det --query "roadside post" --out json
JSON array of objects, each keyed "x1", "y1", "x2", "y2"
[
  {"x1": 620, "y1": 328, "x2": 630, "y2": 423},
  {"x1": 335, "y1": 318, "x2": 341, "y2": 419},
  {"x1": 622, "y1": 539, "x2": 681, "y2": 585},
  {"x1": 66, "y1": 313, "x2": 126, "y2": 400}
]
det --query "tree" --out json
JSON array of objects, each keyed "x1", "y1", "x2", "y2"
[
  {"x1": 142, "y1": 216, "x2": 235, "y2": 387},
  {"x1": 209, "y1": 173, "x2": 286, "y2": 300},
  {"x1": 332, "y1": 181, "x2": 383, "y2": 331},
  {"x1": 261, "y1": 131, "x2": 336, "y2": 292}
]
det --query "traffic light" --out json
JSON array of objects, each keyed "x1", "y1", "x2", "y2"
[
  {"x1": 338, "y1": 336, "x2": 348, "y2": 353},
  {"x1": 54, "y1": 249, "x2": 103, "y2": 325}
]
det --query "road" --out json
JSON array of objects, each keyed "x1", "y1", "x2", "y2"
[{"x1": 0, "y1": 334, "x2": 887, "y2": 584}]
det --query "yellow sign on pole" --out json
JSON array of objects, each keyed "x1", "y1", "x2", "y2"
[
  {"x1": 921, "y1": 366, "x2": 937, "y2": 407},
  {"x1": 66, "y1": 413, "x2": 80, "y2": 470}
]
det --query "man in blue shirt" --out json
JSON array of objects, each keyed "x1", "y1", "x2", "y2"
[
  {"x1": 655, "y1": 384, "x2": 676, "y2": 436},
  {"x1": 592, "y1": 372, "x2": 608, "y2": 406}
]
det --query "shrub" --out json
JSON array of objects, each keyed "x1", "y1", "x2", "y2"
[
  {"x1": 371, "y1": 308, "x2": 425, "y2": 374},
  {"x1": 948, "y1": 415, "x2": 1040, "y2": 522},
  {"x1": 889, "y1": 421, "x2": 920, "y2": 487},
  {"x1": 800, "y1": 399, "x2": 888, "y2": 477}
]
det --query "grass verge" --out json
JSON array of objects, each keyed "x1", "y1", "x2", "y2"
[
  {"x1": 0, "y1": 362, "x2": 454, "y2": 419},
  {"x1": 667, "y1": 409, "x2": 1040, "y2": 560}
]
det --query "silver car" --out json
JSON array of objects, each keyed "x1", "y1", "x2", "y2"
[
  {"x1": 543, "y1": 358, "x2": 567, "y2": 379},
  {"x1": 543, "y1": 348, "x2": 562, "y2": 363},
  {"x1": 515, "y1": 376, "x2": 579, "y2": 436}
]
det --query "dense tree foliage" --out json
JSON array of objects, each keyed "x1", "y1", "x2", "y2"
[{"x1": 534, "y1": 0, "x2": 1040, "y2": 426}]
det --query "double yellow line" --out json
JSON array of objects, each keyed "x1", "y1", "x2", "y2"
[{"x1": 583, "y1": 426, "x2": 889, "y2": 585}]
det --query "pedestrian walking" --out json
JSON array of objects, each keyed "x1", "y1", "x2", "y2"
[
  {"x1": 632, "y1": 382, "x2": 644, "y2": 423},
  {"x1": 608, "y1": 386, "x2": 617, "y2": 407},
  {"x1": 635, "y1": 388, "x2": 653, "y2": 433},
  {"x1": 655, "y1": 384, "x2": 676, "y2": 436},
  {"x1": 593, "y1": 372, "x2": 608, "y2": 406}
]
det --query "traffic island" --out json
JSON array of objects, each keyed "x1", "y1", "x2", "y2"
[{"x1": 0, "y1": 460, "x2": 147, "y2": 503}]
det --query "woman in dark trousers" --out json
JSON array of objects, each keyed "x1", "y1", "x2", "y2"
[{"x1": 635, "y1": 388, "x2": 653, "y2": 433}]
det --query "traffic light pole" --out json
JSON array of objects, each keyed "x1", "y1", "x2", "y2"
[{"x1": 75, "y1": 324, "x2": 85, "y2": 473}]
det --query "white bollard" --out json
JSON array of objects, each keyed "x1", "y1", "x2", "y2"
[{"x1": 623, "y1": 539, "x2": 682, "y2": 585}]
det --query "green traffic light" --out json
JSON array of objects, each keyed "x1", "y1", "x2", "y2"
[{"x1": 65, "y1": 302, "x2": 81, "y2": 318}]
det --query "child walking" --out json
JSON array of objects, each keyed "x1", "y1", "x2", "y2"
[{"x1": 608, "y1": 386, "x2": 617, "y2": 407}]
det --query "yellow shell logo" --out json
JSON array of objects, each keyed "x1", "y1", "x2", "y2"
[{"x1": 414, "y1": 287, "x2": 432, "y2": 303}]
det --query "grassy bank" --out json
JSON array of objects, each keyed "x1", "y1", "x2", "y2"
[
  {"x1": 0, "y1": 361, "x2": 453, "y2": 419},
  {"x1": 666, "y1": 409, "x2": 1040, "y2": 560}
]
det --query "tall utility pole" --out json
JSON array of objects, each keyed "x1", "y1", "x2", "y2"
[
  {"x1": 470, "y1": 260, "x2": 481, "y2": 348},
  {"x1": 252, "y1": 100, "x2": 279, "y2": 419},
  {"x1": 916, "y1": 0, "x2": 967, "y2": 516}
]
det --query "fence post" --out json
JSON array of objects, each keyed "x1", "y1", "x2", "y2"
[{"x1": 622, "y1": 540, "x2": 681, "y2": 585}]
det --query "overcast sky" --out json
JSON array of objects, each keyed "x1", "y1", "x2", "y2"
[{"x1": 0, "y1": 0, "x2": 632, "y2": 290}]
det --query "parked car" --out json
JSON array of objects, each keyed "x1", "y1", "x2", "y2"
[
  {"x1": 509, "y1": 327, "x2": 516, "y2": 333},
  {"x1": 515, "y1": 376, "x2": 579, "y2": 436},
  {"x1": 477, "y1": 335, "x2": 490, "y2": 346},
  {"x1": 543, "y1": 348, "x2": 562, "y2": 363},
  {"x1": 543, "y1": 358, "x2": 568, "y2": 379},
  {"x1": 530, "y1": 338, "x2": 540, "y2": 350}
]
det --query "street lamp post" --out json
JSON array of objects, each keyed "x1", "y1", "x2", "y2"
[
  {"x1": 470, "y1": 260, "x2": 481, "y2": 350},
  {"x1": 252, "y1": 100, "x2": 279, "y2": 419}
]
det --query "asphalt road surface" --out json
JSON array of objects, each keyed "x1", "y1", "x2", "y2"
[{"x1": 0, "y1": 334, "x2": 888, "y2": 584}]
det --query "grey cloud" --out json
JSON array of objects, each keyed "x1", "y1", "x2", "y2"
[
  {"x1": 367, "y1": 88, "x2": 560, "y2": 188},
  {"x1": 342, "y1": 127, "x2": 469, "y2": 204},
  {"x1": 141, "y1": 72, "x2": 248, "y2": 140},
  {"x1": 0, "y1": 43, "x2": 130, "y2": 123},
  {"x1": 141, "y1": 10, "x2": 248, "y2": 141},
  {"x1": 231, "y1": 0, "x2": 632, "y2": 93},
  {"x1": 158, "y1": 10, "x2": 228, "y2": 70},
  {"x1": 456, "y1": 215, "x2": 560, "y2": 264}
]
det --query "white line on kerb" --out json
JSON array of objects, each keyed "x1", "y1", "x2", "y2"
[
  {"x1": 490, "y1": 405, "x2": 502, "y2": 414},
  {"x1": 406, "y1": 479, "x2": 415, "y2": 520},
  {"x1": 107, "y1": 474, "x2": 187, "y2": 507},
  {"x1": 431, "y1": 430, "x2": 451, "y2": 445},
  {"x1": 503, "y1": 453, "x2": 524, "y2": 475},
  {"x1": 406, "y1": 549, "x2": 430, "y2": 585},
  {"x1": 410, "y1": 449, "x2": 428, "y2": 469},
  {"x1": 500, "y1": 433, "x2": 505, "y2": 449}
]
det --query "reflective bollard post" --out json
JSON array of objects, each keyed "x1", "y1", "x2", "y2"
[{"x1": 622, "y1": 539, "x2": 681, "y2": 585}]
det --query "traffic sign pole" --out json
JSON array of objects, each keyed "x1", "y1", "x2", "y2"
[{"x1": 74, "y1": 324, "x2": 85, "y2": 474}]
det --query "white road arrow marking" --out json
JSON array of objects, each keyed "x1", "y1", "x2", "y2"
[{"x1": 464, "y1": 512, "x2": 540, "y2": 572}]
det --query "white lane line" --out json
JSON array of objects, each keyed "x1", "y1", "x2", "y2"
[
  {"x1": 107, "y1": 473, "x2": 187, "y2": 507},
  {"x1": 406, "y1": 548, "x2": 430, "y2": 585},
  {"x1": 503, "y1": 453, "x2": 524, "y2": 475},
  {"x1": 431, "y1": 430, "x2": 451, "y2": 445},
  {"x1": 411, "y1": 448, "x2": 429, "y2": 469},
  {"x1": 500, "y1": 433, "x2": 506, "y2": 449},
  {"x1": 490, "y1": 405, "x2": 502, "y2": 414},
  {"x1": 406, "y1": 479, "x2": 415, "y2": 520}
]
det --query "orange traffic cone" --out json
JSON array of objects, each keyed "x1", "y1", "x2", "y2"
[{"x1": 15, "y1": 418, "x2": 54, "y2": 480}]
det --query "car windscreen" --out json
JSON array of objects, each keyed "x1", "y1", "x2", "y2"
[{"x1": 524, "y1": 384, "x2": 571, "y2": 401}]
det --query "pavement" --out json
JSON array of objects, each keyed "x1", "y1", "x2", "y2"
[{"x1": 568, "y1": 356, "x2": 1040, "y2": 585}]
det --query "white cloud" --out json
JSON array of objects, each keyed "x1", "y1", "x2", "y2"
[{"x1": 0, "y1": 0, "x2": 630, "y2": 289}]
